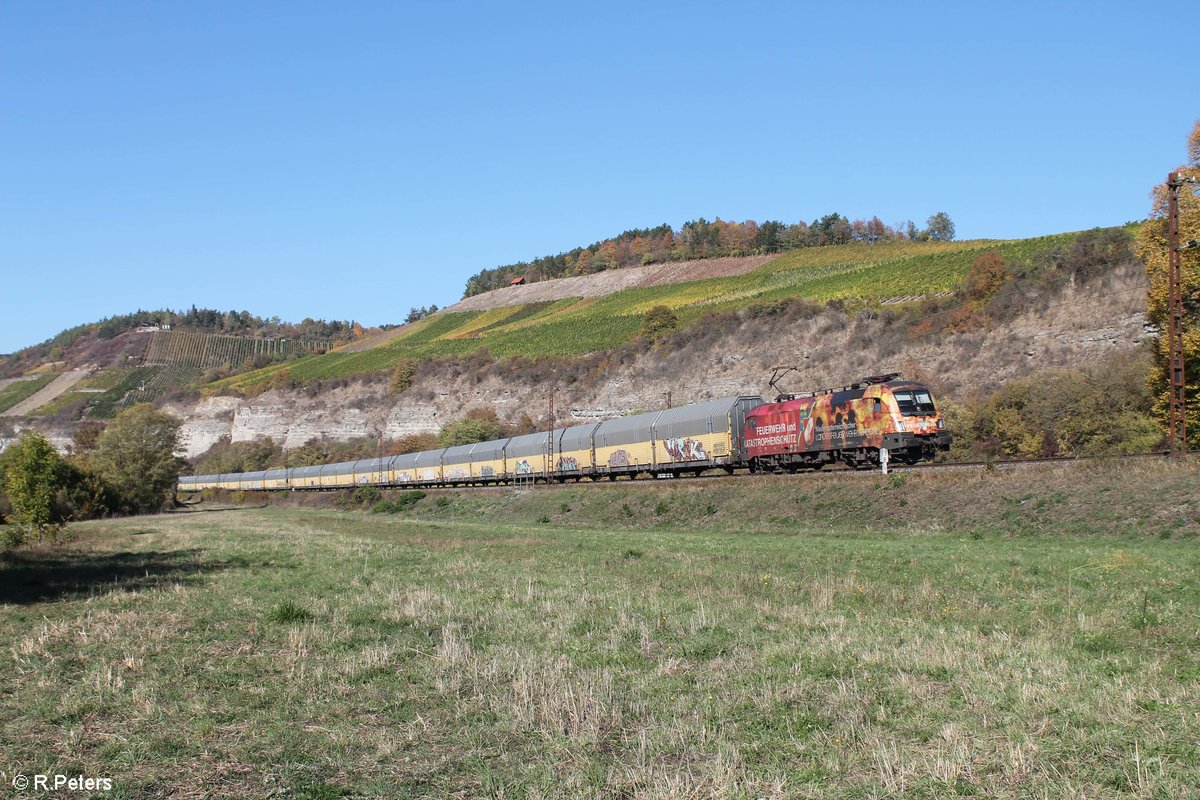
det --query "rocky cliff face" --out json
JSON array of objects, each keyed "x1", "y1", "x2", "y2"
[{"x1": 164, "y1": 264, "x2": 1150, "y2": 458}]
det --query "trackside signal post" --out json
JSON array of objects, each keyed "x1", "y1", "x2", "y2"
[{"x1": 1167, "y1": 172, "x2": 1197, "y2": 457}]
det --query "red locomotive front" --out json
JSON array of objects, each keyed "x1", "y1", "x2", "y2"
[{"x1": 742, "y1": 374, "x2": 950, "y2": 470}]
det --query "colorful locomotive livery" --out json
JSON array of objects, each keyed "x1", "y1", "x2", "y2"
[
  {"x1": 178, "y1": 375, "x2": 950, "y2": 492},
  {"x1": 744, "y1": 374, "x2": 950, "y2": 470}
]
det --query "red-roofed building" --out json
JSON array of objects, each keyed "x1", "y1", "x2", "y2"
[{"x1": 510, "y1": 276, "x2": 526, "y2": 286}]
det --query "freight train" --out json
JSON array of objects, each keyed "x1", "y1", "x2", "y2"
[{"x1": 177, "y1": 373, "x2": 950, "y2": 492}]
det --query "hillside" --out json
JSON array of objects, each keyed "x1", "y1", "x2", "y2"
[
  {"x1": 1, "y1": 226, "x2": 1155, "y2": 461},
  {"x1": 209, "y1": 235, "x2": 1063, "y2": 394},
  {"x1": 163, "y1": 264, "x2": 1147, "y2": 457},
  {"x1": 339, "y1": 254, "x2": 777, "y2": 353},
  {"x1": 458, "y1": 213, "x2": 955, "y2": 297},
  {"x1": 0, "y1": 328, "x2": 331, "y2": 432}
]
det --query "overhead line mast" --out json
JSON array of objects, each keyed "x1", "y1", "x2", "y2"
[{"x1": 1167, "y1": 171, "x2": 1197, "y2": 457}]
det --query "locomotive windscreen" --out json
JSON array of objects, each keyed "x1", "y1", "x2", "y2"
[{"x1": 893, "y1": 390, "x2": 936, "y2": 415}]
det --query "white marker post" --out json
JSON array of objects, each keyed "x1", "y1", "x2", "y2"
[{"x1": 879, "y1": 447, "x2": 889, "y2": 475}]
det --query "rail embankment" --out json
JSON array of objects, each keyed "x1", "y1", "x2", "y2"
[{"x1": 190, "y1": 457, "x2": 1199, "y2": 540}]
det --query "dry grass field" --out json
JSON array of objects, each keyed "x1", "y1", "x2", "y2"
[{"x1": 2, "y1": 461, "x2": 1198, "y2": 798}]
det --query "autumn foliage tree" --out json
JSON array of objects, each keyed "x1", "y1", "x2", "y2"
[
  {"x1": 945, "y1": 361, "x2": 1161, "y2": 459},
  {"x1": 91, "y1": 403, "x2": 185, "y2": 514},
  {"x1": 437, "y1": 408, "x2": 503, "y2": 447},
  {"x1": 389, "y1": 357, "x2": 419, "y2": 395},
  {"x1": 946, "y1": 251, "x2": 1009, "y2": 332},
  {"x1": 1135, "y1": 120, "x2": 1200, "y2": 448},
  {"x1": 639, "y1": 305, "x2": 679, "y2": 340}
]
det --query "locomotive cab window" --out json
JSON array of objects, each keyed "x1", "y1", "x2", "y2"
[{"x1": 893, "y1": 390, "x2": 937, "y2": 416}]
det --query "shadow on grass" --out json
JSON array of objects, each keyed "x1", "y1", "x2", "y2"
[
  {"x1": 168, "y1": 504, "x2": 271, "y2": 513},
  {"x1": 0, "y1": 548, "x2": 252, "y2": 605}
]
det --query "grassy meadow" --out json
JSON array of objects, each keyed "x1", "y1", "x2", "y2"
[{"x1": 2, "y1": 461, "x2": 1198, "y2": 798}]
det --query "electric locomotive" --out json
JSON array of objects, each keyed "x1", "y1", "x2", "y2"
[{"x1": 742, "y1": 372, "x2": 950, "y2": 471}]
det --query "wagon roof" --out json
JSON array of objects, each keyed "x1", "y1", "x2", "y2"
[
  {"x1": 469, "y1": 438, "x2": 508, "y2": 460},
  {"x1": 439, "y1": 443, "x2": 478, "y2": 461},
  {"x1": 652, "y1": 395, "x2": 765, "y2": 428},
  {"x1": 505, "y1": 431, "x2": 549, "y2": 458},
  {"x1": 557, "y1": 422, "x2": 601, "y2": 449},
  {"x1": 596, "y1": 395, "x2": 762, "y2": 437},
  {"x1": 352, "y1": 457, "x2": 386, "y2": 472}
]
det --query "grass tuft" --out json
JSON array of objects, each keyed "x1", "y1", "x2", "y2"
[{"x1": 266, "y1": 599, "x2": 313, "y2": 624}]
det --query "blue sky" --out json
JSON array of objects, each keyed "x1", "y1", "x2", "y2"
[{"x1": 2, "y1": 1, "x2": 1196, "y2": 354}]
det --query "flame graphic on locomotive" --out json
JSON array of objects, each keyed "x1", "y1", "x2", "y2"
[{"x1": 744, "y1": 371, "x2": 950, "y2": 471}]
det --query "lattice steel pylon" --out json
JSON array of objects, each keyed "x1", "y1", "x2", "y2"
[
  {"x1": 546, "y1": 382, "x2": 555, "y2": 479},
  {"x1": 1166, "y1": 171, "x2": 1190, "y2": 456}
]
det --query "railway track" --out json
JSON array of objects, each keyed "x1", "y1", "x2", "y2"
[
  {"x1": 678, "y1": 450, "x2": 1173, "y2": 483},
  {"x1": 890, "y1": 450, "x2": 1172, "y2": 473},
  {"x1": 181, "y1": 450, "x2": 1177, "y2": 498}
]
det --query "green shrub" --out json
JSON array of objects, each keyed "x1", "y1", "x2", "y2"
[
  {"x1": 954, "y1": 359, "x2": 1161, "y2": 459},
  {"x1": 353, "y1": 485, "x2": 381, "y2": 506},
  {"x1": 371, "y1": 491, "x2": 426, "y2": 514},
  {"x1": 437, "y1": 410, "x2": 503, "y2": 447},
  {"x1": 395, "y1": 490, "x2": 427, "y2": 509},
  {"x1": 639, "y1": 305, "x2": 679, "y2": 339},
  {"x1": 1, "y1": 526, "x2": 27, "y2": 549}
]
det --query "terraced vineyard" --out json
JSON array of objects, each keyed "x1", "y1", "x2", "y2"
[
  {"x1": 211, "y1": 232, "x2": 1089, "y2": 392},
  {"x1": 61, "y1": 332, "x2": 331, "y2": 417},
  {"x1": 82, "y1": 366, "x2": 167, "y2": 418},
  {"x1": 144, "y1": 330, "x2": 329, "y2": 368}
]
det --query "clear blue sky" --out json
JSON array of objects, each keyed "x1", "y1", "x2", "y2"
[{"x1": 2, "y1": 1, "x2": 1196, "y2": 354}]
